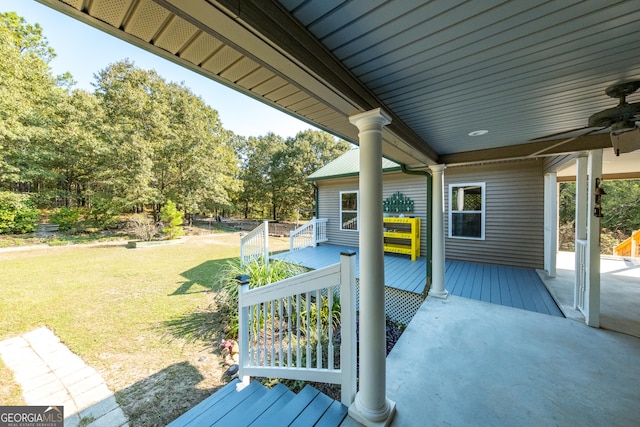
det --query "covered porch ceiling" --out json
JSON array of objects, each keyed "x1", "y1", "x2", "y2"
[{"x1": 38, "y1": 0, "x2": 640, "y2": 171}]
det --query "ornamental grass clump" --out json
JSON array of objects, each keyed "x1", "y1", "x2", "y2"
[{"x1": 214, "y1": 257, "x2": 307, "y2": 339}]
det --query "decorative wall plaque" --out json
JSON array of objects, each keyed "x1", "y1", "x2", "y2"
[{"x1": 383, "y1": 191, "x2": 414, "y2": 213}]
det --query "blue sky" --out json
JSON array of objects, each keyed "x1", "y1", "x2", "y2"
[{"x1": 2, "y1": 0, "x2": 319, "y2": 138}]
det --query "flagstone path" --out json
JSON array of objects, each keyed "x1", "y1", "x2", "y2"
[{"x1": 0, "y1": 327, "x2": 128, "y2": 427}]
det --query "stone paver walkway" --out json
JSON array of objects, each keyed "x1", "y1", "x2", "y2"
[{"x1": 0, "y1": 327, "x2": 128, "y2": 427}]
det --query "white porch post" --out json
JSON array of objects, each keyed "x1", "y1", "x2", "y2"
[
  {"x1": 585, "y1": 149, "x2": 602, "y2": 327},
  {"x1": 544, "y1": 173, "x2": 558, "y2": 277},
  {"x1": 574, "y1": 156, "x2": 587, "y2": 308},
  {"x1": 348, "y1": 108, "x2": 396, "y2": 427},
  {"x1": 429, "y1": 164, "x2": 448, "y2": 298}
]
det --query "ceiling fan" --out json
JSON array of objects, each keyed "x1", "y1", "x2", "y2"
[
  {"x1": 532, "y1": 80, "x2": 640, "y2": 156},
  {"x1": 589, "y1": 80, "x2": 640, "y2": 156}
]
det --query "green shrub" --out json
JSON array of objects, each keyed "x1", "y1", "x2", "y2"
[
  {"x1": 0, "y1": 192, "x2": 40, "y2": 234},
  {"x1": 49, "y1": 207, "x2": 82, "y2": 232},
  {"x1": 87, "y1": 196, "x2": 120, "y2": 229},
  {"x1": 160, "y1": 200, "x2": 184, "y2": 240}
]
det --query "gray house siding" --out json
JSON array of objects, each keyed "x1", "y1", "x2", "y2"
[
  {"x1": 317, "y1": 176, "x2": 359, "y2": 248},
  {"x1": 316, "y1": 172, "x2": 429, "y2": 256},
  {"x1": 444, "y1": 159, "x2": 545, "y2": 268}
]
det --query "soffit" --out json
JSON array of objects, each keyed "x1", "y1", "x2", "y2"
[{"x1": 281, "y1": 0, "x2": 640, "y2": 166}]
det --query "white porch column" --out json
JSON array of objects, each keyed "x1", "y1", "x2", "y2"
[
  {"x1": 544, "y1": 173, "x2": 558, "y2": 277},
  {"x1": 348, "y1": 108, "x2": 396, "y2": 427},
  {"x1": 429, "y1": 164, "x2": 448, "y2": 298},
  {"x1": 585, "y1": 149, "x2": 602, "y2": 327},
  {"x1": 574, "y1": 156, "x2": 587, "y2": 308}
]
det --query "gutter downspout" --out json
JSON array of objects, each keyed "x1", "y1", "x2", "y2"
[
  {"x1": 400, "y1": 164, "x2": 432, "y2": 294},
  {"x1": 311, "y1": 182, "x2": 319, "y2": 217}
]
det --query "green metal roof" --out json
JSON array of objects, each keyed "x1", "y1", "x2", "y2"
[{"x1": 307, "y1": 148, "x2": 401, "y2": 181}]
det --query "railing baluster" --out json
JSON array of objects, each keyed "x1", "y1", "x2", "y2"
[
  {"x1": 316, "y1": 289, "x2": 322, "y2": 369},
  {"x1": 296, "y1": 294, "x2": 301, "y2": 368},
  {"x1": 305, "y1": 291, "x2": 311, "y2": 369},
  {"x1": 251, "y1": 304, "x2": 256, "y2": 366},
  {"x1": 287, "y1": 296, "x2": 292, "y2": 367},
  {"x1": 263, "y1": 302, "x2": 268, "y2": 366},
  {"x1": 258, "y1": 304, "x2": 262, "y2": 365},
  {"x1": 248, "y1": 305, "x2": 254, "y2": 365},
  {"x1": 270, "y1": 300, "x2": 275, "y2": 366},
  {"x1": 328, "y1": 285, "x2": 334, "y2": 370},
  {"x1": 278, "y1": 298, "x2": 283, "y2": 367},
  {"x1": 253, "y1": 304, "x2": 258, "y2": 365},
  {"x1": 255, "y1": 304, "x2": 259, "y2": 365}
]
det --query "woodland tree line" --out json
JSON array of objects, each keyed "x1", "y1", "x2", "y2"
[
  {"x1": 0, "y1": 12, "x2": 350, "y2": 234},
  {"x1": 558, "y1": 180, "x2": 640, "y2": 252}
]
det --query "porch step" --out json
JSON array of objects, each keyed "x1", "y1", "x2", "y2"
[{"x1": 168, "y1": 379, "x2": 348, "y2": 427}]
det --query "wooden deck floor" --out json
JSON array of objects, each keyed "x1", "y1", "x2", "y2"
[
  {"x1": 271, "y1": 244, "x2": 563, "y2": 317},
  {"x1": 445, "y1": 260, "x2": 563, "y2": 317},
  {"x1": 271, "y1": 245, "x2": 427, "y2": 294}
]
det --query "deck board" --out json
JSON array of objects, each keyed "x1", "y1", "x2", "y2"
[
  {"x1": 497, "y1": 266, "x2": 511, "y2": 306},
  {"x1": 505, "y1": 267, "x2": 525, "y2": 309},
  {"x1": 272, "y1": 245, "x2": 562, "y2": 317},
  {"x1": 469, "y1": 263, "x2": 483, "y2": 301},
  {"x1": 445, "y1": 261, "x2": 464, "y2": 295},
  {"x1": 479, "y1": 264, "x2": 491, "y2": 303},
  {"x1": 459, "y1": 262, "x2": 477, "y2": 299},
  {"x1": 489, "y1": 265, "x2": 501, "y2": 304}
]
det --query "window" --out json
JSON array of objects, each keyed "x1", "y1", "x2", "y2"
[
  {"x1": 340, "y1": 191, "x2": 358, "y2": 231},
  {"x1": 449, "y1": 183, "x2": 485, "y2": 239}
]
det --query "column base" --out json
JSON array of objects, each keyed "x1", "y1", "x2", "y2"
[
  {"x1": 348, "y1": 395, "x2": 396, "y2": 427},
  {"x1": 429, "y1": 289, "x2": 448, "y2": 299}
]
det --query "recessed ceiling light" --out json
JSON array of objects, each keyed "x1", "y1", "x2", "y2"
[{"x1": 468, "y1": 130, "x2": 489, "y2": 136}]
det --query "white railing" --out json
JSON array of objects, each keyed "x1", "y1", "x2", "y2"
[
  {"x1": 240, "y1": 220, "x2": 269, "y2": 266},
  {"x1": 237, "y1": 251, "x2": 357, "y2": 406},
  {"x1": 290, "y1": 217, "x2": 328, "y2": 251},
  {"x1": 575, "y1": 239, "x2": 587, "y2": 312}
]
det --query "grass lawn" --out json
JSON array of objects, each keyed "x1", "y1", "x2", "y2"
[{"x1": 0, "y1": 232, "x2": 289, "y2": 425}]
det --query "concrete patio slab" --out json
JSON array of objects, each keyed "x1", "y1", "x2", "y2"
[
  {"x1": 540, "y1": 251, "x2": 640, "y2": 338},
  {"x1": 386, "y1": 295, "x2": 640, "y2": 427}
]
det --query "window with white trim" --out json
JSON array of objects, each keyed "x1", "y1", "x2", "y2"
[
  {"x1": 448, "y1": 183, "x2": 485, "y2": 239},
  {"x1": 340, "y1": 191, "x2": 359, "y2": 231}
]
